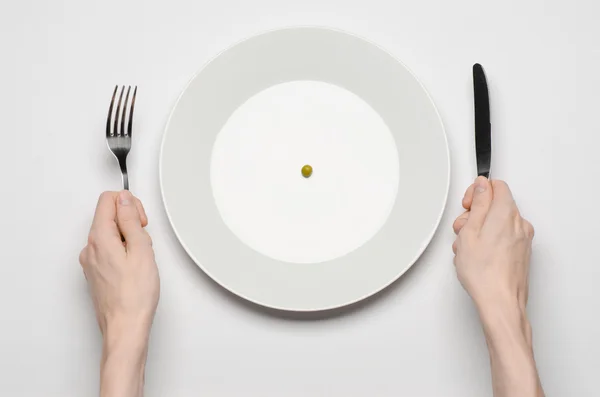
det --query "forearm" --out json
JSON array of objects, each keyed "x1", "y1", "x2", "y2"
[
  {"x1": 100, "y1": 319, "x2": 151, "y2": 397},
  {"x1": 478, "y1": 301, "x2": 544, "y2": 397}
]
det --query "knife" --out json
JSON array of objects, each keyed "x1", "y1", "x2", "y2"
[{"x1": 473, "y1": 63, "x2": 491, "y2": 179}]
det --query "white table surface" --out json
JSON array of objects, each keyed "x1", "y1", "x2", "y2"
[{"x1": 2, "y1": 0, "x2": 599, "y2": 395}]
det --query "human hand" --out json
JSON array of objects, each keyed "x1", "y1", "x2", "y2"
[
  {"x1": 80, "y1": 191, "x2": 159, "y2": 397},
  {"x1": 452, "y1": 177, "x2": 534, "y2": 316},
  {"x1": 80, "y1": 190, "x2": 159, "y2": 340},
  {"x1": 452, "y1": 178, "x2": 543, "y2": 397}
]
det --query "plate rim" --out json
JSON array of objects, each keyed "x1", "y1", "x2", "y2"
[{"x1": 159, "y1": 26, "x2": 451, "y2": 312}]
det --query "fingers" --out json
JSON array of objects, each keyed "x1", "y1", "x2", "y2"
[
  {"x1": 464, "y1": 176, "x2": 493, "y2": 232},
  {"x1": 116, "y1": 190, "x2": 151, "y2": 250},
  {"x1": 453, "y1": 211, "x2": 469, "y2": 235},
  {"x1": 90, "y1": 192, "x2": 148, "y2": 231},
  {"x1": 134, "y1": 197, "x2": 149, "y2": 228},
  {"x1": 90, "y1": 192, "x2": 121, "y2": 241},
  {"x1": 462, "y1": 183, "x2": 476, "y2": 210},
  {"x1": 490, "y1": 180, "x2": 516, "y2": 206},
  {"x1": 486, "y1": 180, "x2": 519, "y2": 224}
]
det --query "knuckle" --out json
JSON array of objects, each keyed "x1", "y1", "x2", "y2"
[
  {"x1": 492, "y1": 180, "x2": 512, "y2": 199},
  {"x1": 452, "y1": 219, "x2": 461, "y2": 232},
  {"x1": 98, "y1": 191, "x2": 115, "y2": 203},
  {"x1": 143, "y1": 231, "x2": 154, "y2": 247},
  {"x1": 135, "y1": 197, "x2": 146, "y2": 211},
  {"x1": 492, "y1": 179, "x2": 508, "y2": 190},
  {"x1": 87, "y1": 230, "x2": 103, "y2": 248},
  {"x1": 524, "y1": 220, "x2": 535, "y2": 238},
  {"x1": 87, "y1": 231, "x2": 97, "y2": 246},
  {"x1": 79, "y1": 245, "x2": 97, "y2": 268},
  {"x1": 78, "y1": 248, "x2": 87, "y2": 266}
]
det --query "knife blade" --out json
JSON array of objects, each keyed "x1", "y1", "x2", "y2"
[{"x1": 473, "y1": 63, "x2": 491, "y2": 179}]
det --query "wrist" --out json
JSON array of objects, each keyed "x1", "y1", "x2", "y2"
[
  {"x1": 100, "y1": 317, "x2": 151, "y2": 397},
  {"x1": 477, "y1": 298, "x2": 532, "y2": 349},
  {"x1": 103, "y1": 315, "x2": 152, "y2": 356},
  {"x1": 476, "y1": 299, "x2": 543, "y2": 397}
]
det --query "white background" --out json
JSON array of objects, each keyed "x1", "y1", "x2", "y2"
[{"x1": 1, "y1": 0, "x2": 599, "y2": 396}]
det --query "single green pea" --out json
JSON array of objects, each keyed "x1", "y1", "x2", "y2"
[{"x1": 301, "y1": 165, "x2": 313, "y2": 178}]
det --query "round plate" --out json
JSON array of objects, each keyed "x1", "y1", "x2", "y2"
[{"x1": 160, "y1": 27, "x2": 449, "y2": 311}]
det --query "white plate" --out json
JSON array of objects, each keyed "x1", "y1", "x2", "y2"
[{"x1": 160, "y1": 27, "x2": 449, "y2": 311}]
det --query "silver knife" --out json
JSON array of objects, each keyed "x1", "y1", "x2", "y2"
[{"x1": 473, "y1": 63, "x2": 491, "y2": 179}]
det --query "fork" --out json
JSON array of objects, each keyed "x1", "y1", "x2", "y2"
[{"x1": 106, "y1": 85, "x2": 137, "y2": 190}]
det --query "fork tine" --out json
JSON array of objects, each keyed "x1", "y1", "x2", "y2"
[
  {"x1": 120, "y1": 86, "x2": 131, "y2": 136},
  {"x1": 127, "y1": 86, "x2": 137, "y2": 137},
  {"x1": 114, "y1": 86, "x2": 125, "y2": 136},
  {"x1": 106, "y1": 85, "x2": 118, "y2": 137}
]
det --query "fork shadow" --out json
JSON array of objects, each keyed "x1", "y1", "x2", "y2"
[{"x1": 165, "y1": 207, "x2": 452, "y2": 322}]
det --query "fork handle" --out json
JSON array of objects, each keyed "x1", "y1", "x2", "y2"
[{"x1": 119, "y1": 160, "x2": 129, "y2": 190}]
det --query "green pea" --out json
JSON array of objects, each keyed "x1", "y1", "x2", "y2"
[{"x1": 301, "y1": 165, "x2": 313, "y2": 178}]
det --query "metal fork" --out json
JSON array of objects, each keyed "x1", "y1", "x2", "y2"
[{"x1": 106, "y1": 85, "x2": 137, "y2": 190}]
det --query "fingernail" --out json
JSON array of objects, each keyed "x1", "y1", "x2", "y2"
[
  {"x1": 475, "y1": 177, "x2": 487, "y2": 193},
  {"x1": 119, "y1": 190, "x2": 132, "y2": 206}
]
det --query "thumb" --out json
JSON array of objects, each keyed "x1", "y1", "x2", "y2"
[
  {"x1": 465, "y1": 176, "x2": 492, "y2": 232},
  {"x1": 117, "y1": 190, "x2": 149, "y2": 248}
]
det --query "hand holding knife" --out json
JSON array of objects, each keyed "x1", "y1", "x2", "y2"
[{"x1": 454, "y1": 65, "x2": 544, "y2": 397}]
